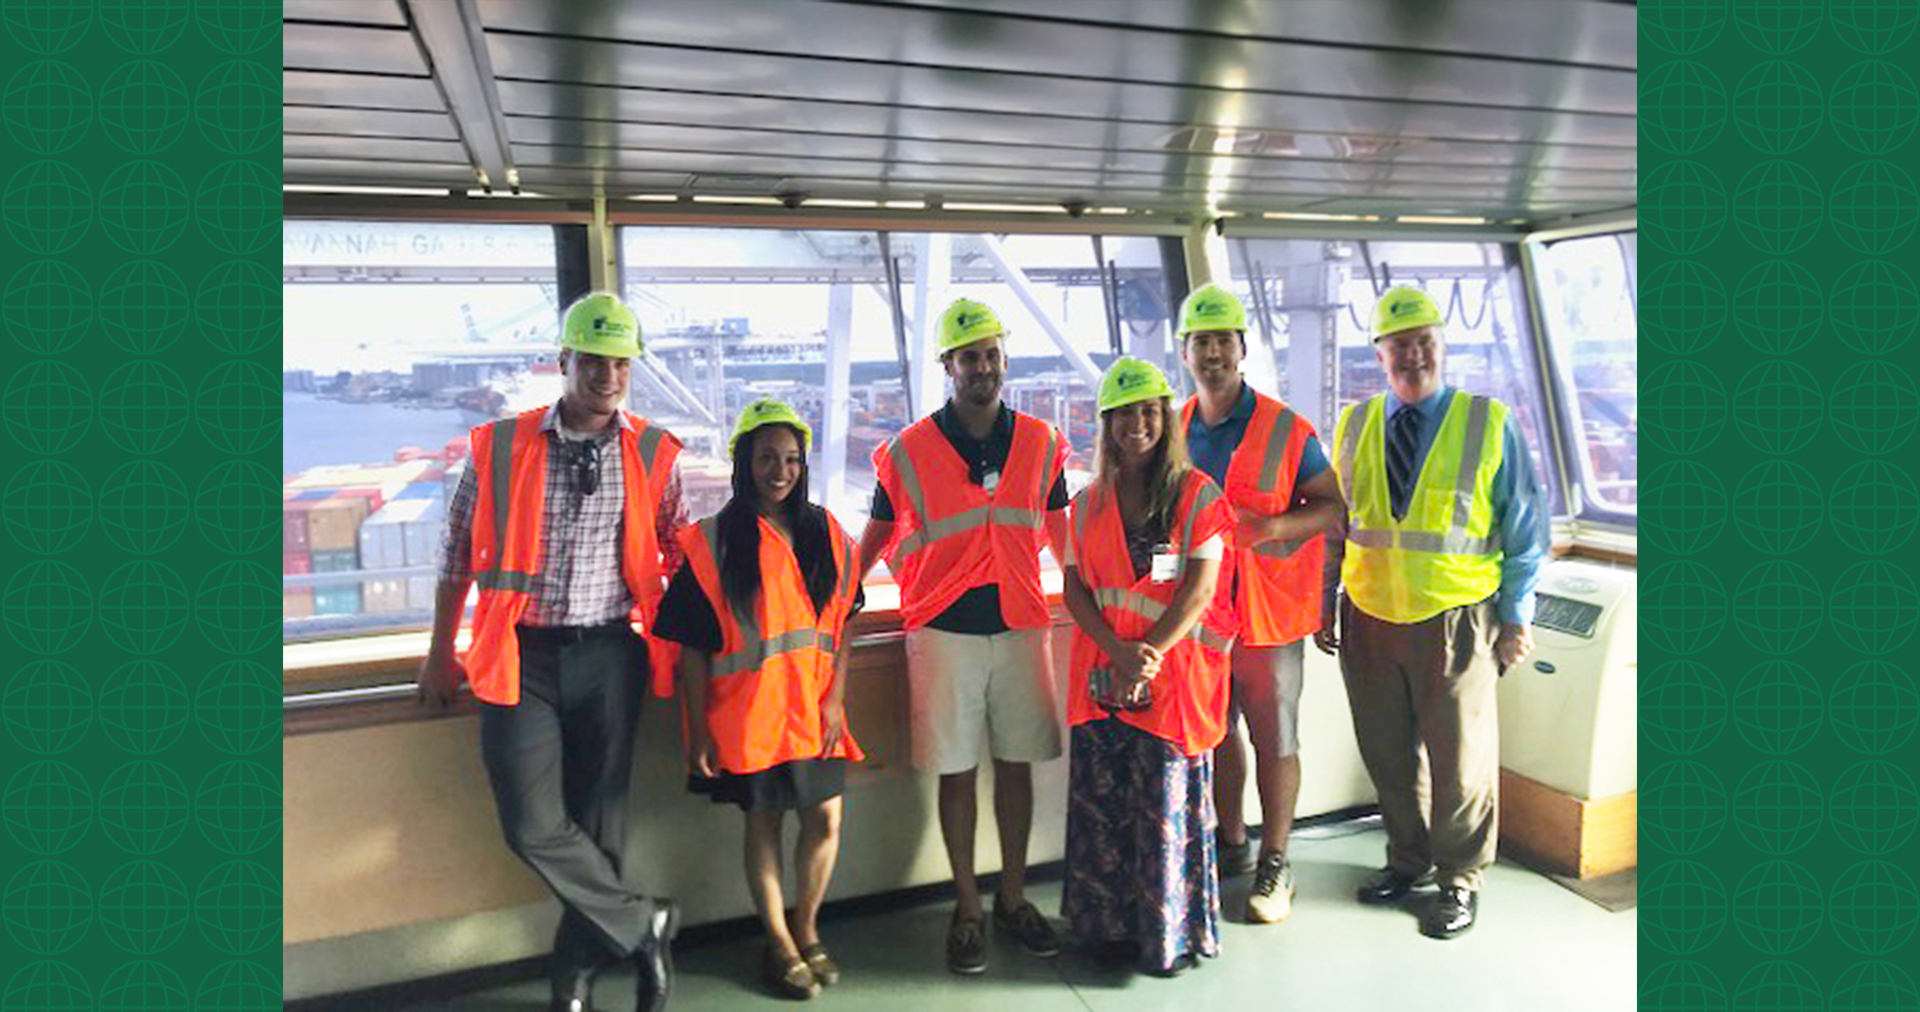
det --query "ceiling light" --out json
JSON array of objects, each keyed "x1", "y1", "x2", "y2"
[
  {"x1": 691, "y1": 195, "x2": 786, "y2": 206},
  {"x1": 283, "y1": 184, "x2": 451, "y2": 197},
  {"x1": 942, "y1": 202, "x2": 1068, "y2": 214},
  {"x1": 1396, "y1": 215, "x2": 1490, "y2": 225}
]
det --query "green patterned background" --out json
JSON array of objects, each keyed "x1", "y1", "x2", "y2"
[
  {"x1": 0, "y1": 0, "x2": 281, "y2": 1008},
  {"x1": 3, "y1": 1, "x2": 1912, "y2": 1006},
  {"x1": 1639, "y1": 0, "x2": 1920, "y2": 1007}
]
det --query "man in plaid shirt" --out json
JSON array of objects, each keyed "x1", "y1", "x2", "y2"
[{"x1": 419, "y1": 293, "x2": 688, "y2": 1012}]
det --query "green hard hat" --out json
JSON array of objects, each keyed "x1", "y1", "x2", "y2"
[
  {"x1": 1177, "y1": 283, "x2": 1248, "y2": 336},
  {"x1": 560, "y1": 292, "x2": 642, "y2": 358},
  {"x1": 730, "y1": 398, "x2": 813, "y2": 458},
  {"x1": 1371, "y1": 285, "x2": 1443, "y2": 339},
  {"x1": 936, "y1": 298, "x2": 1006, "y2": 353},
  {"x1": 1097, "y1": 356, "x2": 1174, "y2": 412}
]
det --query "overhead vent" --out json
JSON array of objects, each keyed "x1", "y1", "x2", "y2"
[
  {"x1": 1158, "y1": 127, "x2": 1298, "y2": 156},
  {"x1": 1329, "y1": 135, "x2": 1417, "y2": 159},
  {"x1": 686, "y1": 172, "x2": 792, "y2": 194}
]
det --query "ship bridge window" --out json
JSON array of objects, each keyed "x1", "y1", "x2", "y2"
[
  {"x1": 617, "y1": 225, "x2": 1184, "y2": 606},
  {"x1": 1223, "y1": 238, "x2": 1564, "y2": 518},
  {"x1": 282, "y1": 221, "x2": 559, "y2": 642},
  {"x1": 1534, "y1": 231, "x2": 1638, "y2": 520}
]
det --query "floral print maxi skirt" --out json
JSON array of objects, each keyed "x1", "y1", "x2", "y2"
[{"x1": 1061, "y1": 717, "x2": 1220, "y2": 973}]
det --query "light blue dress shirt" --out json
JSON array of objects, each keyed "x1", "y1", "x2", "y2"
[{"x1": 1385, "y1": 386, "x2": 1549, "y2": 627}]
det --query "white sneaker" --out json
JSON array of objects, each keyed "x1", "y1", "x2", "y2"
[{"x1": 1246, "y1": 852, "x2": 1295, "y2": 924}]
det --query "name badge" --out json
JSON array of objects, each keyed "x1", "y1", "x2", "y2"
[
  {"x1": 982, "y1": 468, "x2": 1000, "y2": 493},
  {"x1": 1150, "y1": 543, "x2": 1179, "y2": 583}
]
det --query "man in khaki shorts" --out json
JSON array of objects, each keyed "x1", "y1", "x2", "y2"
[
  {"x1": 858, "y1": 298, "x2": 1070, "y2": 974},
  {"x1": 1176, "y1": 285, "x2": 1345, "y2": 925}
]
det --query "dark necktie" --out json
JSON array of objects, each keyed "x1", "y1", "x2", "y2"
[{"x1": 1387, "y1": 407, "x2": 1421, "y2": 520}]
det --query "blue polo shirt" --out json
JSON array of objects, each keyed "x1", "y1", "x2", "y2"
[{"x1": 1185, "y1": 380, "x2": 1330, "y2": 493}]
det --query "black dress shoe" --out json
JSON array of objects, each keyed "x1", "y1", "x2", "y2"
[
  {"x1": 1355, "y1": 867, "x2": 1434, "y2": 905},
  {"x1": 549, "y1": 970, "x2": 594, "y2": 1012},
  {"x1": 549, "y1": 947, "x2": 607, "y2": 1012},
  {"x1": 633, "y1": 901, "x2": 681, "y2": 1012},
  {"x1": 1420, "y1": 887, "x2": 1478, "y2": 939}
]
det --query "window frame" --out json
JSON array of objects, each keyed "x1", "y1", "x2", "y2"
[{"x1": 1521, "y1": 226, "x2": 1640, "y2": 531}]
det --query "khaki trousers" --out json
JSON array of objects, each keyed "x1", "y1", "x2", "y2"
[{"x1": 1339, "y1": 595, "x2": 1501, "y2": 891}]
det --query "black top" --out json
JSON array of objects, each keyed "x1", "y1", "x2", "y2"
[
  {"x1": 654, "y1": 528, "x2": 864, "y2": 655},
  {"x1": 870, "y1": 403, "x2": 1070, "y2": 634}
]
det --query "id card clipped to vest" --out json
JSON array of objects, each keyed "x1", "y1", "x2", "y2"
[
  {"x1": 1149, "y1": 542, "x2": 1179, "y2": 584},
  {"x1": 982, "y1": 467, "x2": 1000, "y2": 494}
]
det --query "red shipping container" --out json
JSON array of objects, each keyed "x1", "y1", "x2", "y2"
[
  {"x1": 284, "y1": 589, "x2": 315, "y2": 620},
  {"x1": 283, "y1": 550, "x2": 312, "y2": 575}
]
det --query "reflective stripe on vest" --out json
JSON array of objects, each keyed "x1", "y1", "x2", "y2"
[
  {"x1": 1256, "y1": 406, "x2": 1298, "y2": 493},
  {"x1": 697, "y1": 516, "x2": 849, "y2": 679},
  {"x1": 888, "y1": 427, "x2": 1056, "y2": 563},
  {"x1": 1088, "y1": 586, "x2": 1234, "y2": 652},
  {"x1": 477, "y1": 412, "x2": 535, "y2": 596}
]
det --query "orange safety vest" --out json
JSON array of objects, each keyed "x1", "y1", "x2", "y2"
[
  {"x1": 873, "y1": 410, "x2": 1067, "y2": 630},
  {"x1": 1066, "y1": 470, "x2": 1238, "y2": 756},
  {"x1": 1181, "y1": 389, "x2": 1327, "y2": 646},
  {"x1": 464, "y1": 406, "x2": 683, "y2": 706},
  {"x1": 677, "y1": 511, "x2": 865, "y2": 774}
]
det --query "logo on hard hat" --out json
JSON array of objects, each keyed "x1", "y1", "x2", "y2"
[{"x1": 1119, "y1": 371, "x2": 1143, "y2": 388}]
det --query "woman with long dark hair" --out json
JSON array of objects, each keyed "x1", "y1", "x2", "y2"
[
  {"x1": 1059, "y1": 357, "x2": 1238, "y2": 976},
  {"x1": 653, "y1": 399, "x2": 863, "y2": 999}
]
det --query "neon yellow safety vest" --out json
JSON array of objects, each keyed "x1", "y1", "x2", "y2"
[{"x1": 1333, "y1": 391, "x2": 1506, "y2": 624}]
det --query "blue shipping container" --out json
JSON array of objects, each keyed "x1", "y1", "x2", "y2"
[{"x1": 314, "y1": 586, "x2": 363, "y2": 616}]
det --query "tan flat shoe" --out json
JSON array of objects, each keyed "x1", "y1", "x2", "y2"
[
  {"x1": 799, "y1": 942, "x2": 840, "y2": 986},
  {"x1": 763, "y1": 945, "x2": 820, "y2": 1000}
]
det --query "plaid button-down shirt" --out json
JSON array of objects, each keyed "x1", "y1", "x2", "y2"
[{"x1": 440, "y1": 402, "x2": 688, "y2": 628}]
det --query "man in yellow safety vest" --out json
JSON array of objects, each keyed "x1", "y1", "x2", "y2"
[{"x1": 1319, "y1": 285, "x2": 1548, "y2": 940}]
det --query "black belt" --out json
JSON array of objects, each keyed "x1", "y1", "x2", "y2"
[{"x1": 515, "y1": 621, "x2": 634, "y2": 645}]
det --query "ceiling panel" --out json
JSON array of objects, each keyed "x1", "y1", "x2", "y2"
[
  {"x1": 285, "y1": 71, "x2": 443, "y2": 111},
  {"x1": 284, "y1": 158, "x2": 478, "y2": 186},
  {"x1": 502, "y1": 110, "x2": 1637, "y2": 179},
  {"x1": 850, "y1": 0, "x2": 1636, "y2": 69},
  {"x1": 485, "y1": 39, "x2": 1635, "y2": 149},
  {"x1": 285, "y1": 106, "x2": 461, "y2": 141},
  {"x1": 506, "y1": 138, "x2": 1633, "y2": 196},
  {"x1": 512, "y1": 153, "x2": 1627, "y2": 204},
  {"x1": 475, "y1": 0, "x2": 1634, "y2": 114},
  {"x1": 285, "y1": 135, "x2": 470, "y2": 163},
  {"x1": 283, "y1": 0, "x2": 1635, "y2": 222},
  {"x1": 506, "y1": 158, "x2": 1602, "y2": 218},
  {"x1": 284, "y1": 0, "x2": 407, "y2": 27},
  {"x1": 494, "y1": 79, "x2": 1636, "y2": 156},
  {"x1": 284, "y1": 22, "x2": 428, "y2": 75}
]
